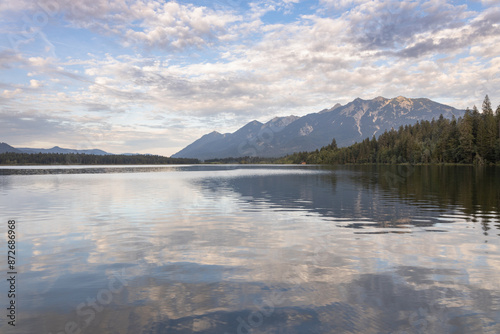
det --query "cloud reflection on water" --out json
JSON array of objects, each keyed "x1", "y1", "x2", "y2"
[{"x1": 1, "y1": 165, "x2": 499, "y2": 333}]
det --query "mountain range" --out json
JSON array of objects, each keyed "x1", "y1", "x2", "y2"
[
  {"x1": 0, "y1": 143, "x2": 113, "y2": 155},
  {"x1": 172, "y1": 96, "x2": 465, "y2": 160}
]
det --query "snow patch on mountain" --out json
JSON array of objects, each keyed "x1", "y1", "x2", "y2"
[{"x1": 299, "y1": 124, "x2": 314, "y2": 136}]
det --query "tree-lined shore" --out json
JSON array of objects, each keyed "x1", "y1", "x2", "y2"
[
  {"x1": 0, "y1": 152, "x2": 199, "y2": 165},
  {"x1": 278, "y1": 96, "x2": 500, "y2": 165}
]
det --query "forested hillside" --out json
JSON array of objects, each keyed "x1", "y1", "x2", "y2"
[{"x1": 279, "y1": 96, "x2": 500, "y2": 165}]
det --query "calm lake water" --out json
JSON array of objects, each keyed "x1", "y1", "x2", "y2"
[{"x1": 1, "y1": 164, "x2": 499, "y2": 334}]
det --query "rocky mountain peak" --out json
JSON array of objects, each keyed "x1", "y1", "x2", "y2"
[{"x1": 172, "y1": 96, "x2": 465, "y2": 160}]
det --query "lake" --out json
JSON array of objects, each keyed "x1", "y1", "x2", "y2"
[{"x1": 1, "y1": 164, "x2": 499, "y2": 334}]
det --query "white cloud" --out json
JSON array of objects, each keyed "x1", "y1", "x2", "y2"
[
  {"x1": 7, "y1": 0, "x2": 242, "y2": 51},
  {"x1": 0, "y1": 0, "x2": 36, "y2": 13},
  {"x1": 319, "y1": 0, "x2": 370, "y2": 11},
  {"x1": 481, "y1": 0, "x2": 500, "y2": 5},
  {"x1": 29, "y1": 79, "x2": 42, "y2": 88},
  {"x1": 1, "y1": 0, "x2": 500, "y2": 154},
  {"x1": 121, "y1": 1, "x2": 241, "y2": 50},
  {"x1": 2, "y1": 88, "x2": 23, "y2": 98}
]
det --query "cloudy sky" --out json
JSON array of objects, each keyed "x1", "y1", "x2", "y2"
[{"x1": 1, "y1": 0, "x2": 499, "y2": 155}]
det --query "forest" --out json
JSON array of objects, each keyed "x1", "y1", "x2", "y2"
[
  {"x1": 0, "y1": 152, "x2": 199, "y2": 165},
  {"x1": 279, "y1": 96, "x2": 500, "y2": 165}
]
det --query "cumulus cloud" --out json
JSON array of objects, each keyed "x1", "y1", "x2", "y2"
[
  {"x1": 5, "y1": 0, "x2": 242, "y2": 51},
  {"x1": 124, "y1": 2, "x2": 241, "y2": 50},
  {"x1": 389, "y1": 6, "x2": 500, "y2": 58},
  {"x1": 13, "y1": 2, "x2": 500, "y2": 112},
  {"x1": 1, "y1": 0, "x2": 500, "y2": 154},
  {"x1": 1, "y1": 88, "x2": 23, "y2": 99},
  {"x1": 344, "y1": 1, "x2": 471, "y2": 52},
  {"x1": 29, "y1": 79, "x2": 42, "y2": 88}
]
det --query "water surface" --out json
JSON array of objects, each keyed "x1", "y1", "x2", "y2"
[{"x1": 1, "y1": 164, "x2": 499, "y2": 334}]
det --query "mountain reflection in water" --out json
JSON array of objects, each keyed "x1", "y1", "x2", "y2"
[{"x1": 0, "y1": 165, "x2": 499, "y2": 334}]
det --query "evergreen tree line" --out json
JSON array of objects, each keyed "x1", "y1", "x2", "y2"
[
  {"x1": 204, "y1": 156, "x2": 279, "y2": 164},
  {"x1": 279, "y1": 95, "x2": 500, "y2": 165},
  {"x1": 0, "y1": 152, "x2": 199, "y2": 165}
]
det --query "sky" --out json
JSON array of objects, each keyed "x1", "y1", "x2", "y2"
[{"x1": 1, "y1": 0, "x2": 499, "y2": 156}]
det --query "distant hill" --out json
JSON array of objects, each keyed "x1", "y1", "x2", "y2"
[
  {"x1": 172, "y1": 96, "x2": 465, "y2": 160},
  {"x1": 0, "y1": 144, "x2": 199, "y2": 165},
  {"x1": 0, "y1": 144, "x2": 157, "y2": 157},
  {"x1": 0, "y1": 142, "x2": 22, "y2": 154},
  {"x1": 17, "y1": 146, "x2": 112, "y2": 155}
]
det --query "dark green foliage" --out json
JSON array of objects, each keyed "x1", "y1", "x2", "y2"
[
  {"x1": 204, "y1": 156, "x2": 279, "y2": 164},
  {"x1": 0, "y1": 152, "x2": 199, "y2": 165},
  {"x1": 459, "y1": 108, "x2": 475, "y2": 163},
  {"x1": 279, "y1": 96, "x2": 500, "y2": 165},
  {"x1": 477, "y1": 95, "x2": 498, "y2": 161}
]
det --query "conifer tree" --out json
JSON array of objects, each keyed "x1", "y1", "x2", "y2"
[
  {"x1": 459, "y1": 108, "x2": 474, "y2": 163},
  {"x1": 329, "y1": 138, "x2": 338, "y2": 150},
  {"x1": 495, "y1": 105, "x2": 500, "y2": 160},
  {"x1": 483, "y1": 95, "x2": 493, "y2": 114},
  {"x1": 478, "y1": 95, "x2": 497, "y2": 161},
  {"x1": 496, "y1": 104, "x2": 500, "y2": 138},
  {"x1": 471, "y1": 105, "x2": 480, "y2": 144}
]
